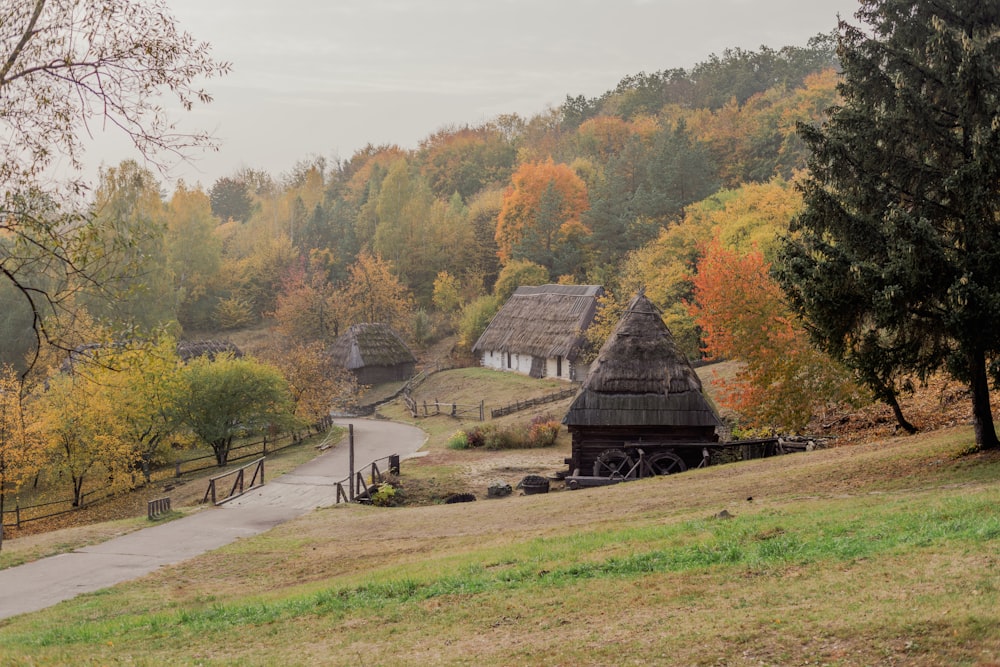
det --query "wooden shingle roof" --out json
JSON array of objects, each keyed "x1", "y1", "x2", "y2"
[
  {"x1": 563, "y1": 291, "x2": 720, "y2": 427},
  {"x1": 472, "y1": 284, "x2": 604, "y2": 361}
]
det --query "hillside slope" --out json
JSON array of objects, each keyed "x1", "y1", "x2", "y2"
[{"x1": 0, "y1": 422, "x2": 997, "y2": 665}]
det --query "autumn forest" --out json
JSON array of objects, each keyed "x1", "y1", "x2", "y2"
[
  {"x1": 2, "y1": 35, "x2": 849, "y2": 416},
  {"x1": 0, "y1": 31, "x2": 896, "y2": 509}
]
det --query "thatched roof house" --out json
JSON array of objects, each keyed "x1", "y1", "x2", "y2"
[
  {"x1": 562, "y1": 291, "x2": 720, "y2": 474},
  {"x1": 472, "y1": 284, "x2": 604, "y2": 381},
  {"x1": 329, "y1": 323, "x2": 416, "y2": 386}
]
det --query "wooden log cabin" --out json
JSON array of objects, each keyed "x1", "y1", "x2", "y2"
[
  {"x1": 329, "y1": 322, "x2": 416, "y2": 386},
  {"x1": 562, "y1": 291, "x2": 721, "y2": 477}
]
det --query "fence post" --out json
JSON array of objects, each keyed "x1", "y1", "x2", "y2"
[
  {"x1": 480, "y1": 400, "x2": 484, "y2": 421},
  {"x1": 175, "y1": 462, "x2": 181, "y2": 478},
  {"x1": 16, "y1": 503, "x2": 20, "y2": 528},
  {"x1": 389, "y1": 454, "x2": 400, "y2": 475},
  {"x1": 348, "y1": 423, "x2": 355, "y2": 502}
]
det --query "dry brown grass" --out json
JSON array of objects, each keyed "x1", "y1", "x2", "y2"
[
  {"x1": 2, "y1": 423, "x2": 997, "y2": 666},
  {"x1": 4, "y1": 365, "x2": 1000, "y2": 666},
  {"x1": 70, "y1": 424, "x2": 990, "y2": 607}
]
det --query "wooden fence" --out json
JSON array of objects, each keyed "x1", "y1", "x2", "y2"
[
  {"x1": 202, "y1": 458, "x2": 265, "y2": 506},
  {"x1": 335, "y1": 454, "x2": 400, "y2": 504},
  {"x1": 1, "y1": 415, "x2": 336, "y2": 531},
  {"x1": 490, "y1": 387, "x2": 577, "y2": 419},
  {"x1": 404, "y1": 394, "x2": 484, "y2": 421}
]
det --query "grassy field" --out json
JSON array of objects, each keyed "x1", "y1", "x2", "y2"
[{"x1": 0, "y1": 403, "x2": 998, "y2": 665}]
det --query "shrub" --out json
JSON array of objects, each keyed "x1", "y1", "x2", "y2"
[
  {"x1": 482, "y1": 424, "x2": 524, "y2": 450},
  {"x1": 457, "y1": 295, "x2": 499, "y2": 352},
  {"x1": 371, "y1": 482, "x2": 399, "y2": 507},
  {"x1": 450, "y1": 415, "x2": 560, "y2": 451},
  {"x1": 447, "y1": 430, "x2": 470, "y2": 450},
  {"x1": 528, "y1": 414, "x2": 561, "y2": 447}
]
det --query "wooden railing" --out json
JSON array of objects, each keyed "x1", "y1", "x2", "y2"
[
  {"x1": 202, "y1": 458, "x2": 265, "y2": 506},
  {"x1": 335, "y1": 454, "x2": 400, "y2": 504},
  {"x1": 147, "y1": 497, "x2": 171, "y2": 520}
]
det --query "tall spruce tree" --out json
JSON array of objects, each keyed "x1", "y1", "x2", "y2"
[{"x1": 777, "y1": 0, "x2": 1000, "y2": 449}]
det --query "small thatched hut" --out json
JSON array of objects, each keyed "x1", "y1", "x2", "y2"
[
  {"x1": 329, "y1": 323, "x2": 416, "y2": 386},
  {"x1": 562, "y1": 291, "x2": 720, "y2": 475},
  {"x1": 472, "y1": 284, "x2": 603, "y2": 381}
]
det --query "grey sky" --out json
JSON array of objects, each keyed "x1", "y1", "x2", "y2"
[{"x1": 88, "y1": 0, "x2": 860, "y2": 188}]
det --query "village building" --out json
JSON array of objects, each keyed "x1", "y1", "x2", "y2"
[
  {"x1": 472, "y1": 284, "x2": 604, "y2": 381},
  {"x1": 562, "y1": 290, "x2": 721, "y2": 478},
  {"x1": 329, "y1": 322, "x2": 416, "y2": 386}
]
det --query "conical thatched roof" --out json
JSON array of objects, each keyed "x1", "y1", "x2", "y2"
[
  {"x1": 329, "y1": 323, "x2": 415, "y2": 370},
  {"x1": 472, "y1": 284, "x2": 603, "y2": 360},
  {"x1": 563, "y1": 291, "x2": 720, "y2": 427}
]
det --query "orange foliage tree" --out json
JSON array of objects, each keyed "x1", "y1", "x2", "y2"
[
  {"x1": 254, "y1": 339, "x2": 358, "y2": 423},
  {"x1": 690, "y1": 241, "x2": 859, "y2": 433},
  {"x1": 273, "y1": 259, "x2": 341, "y2": 344},
  {"x1": 622, "y1": 178, "x2": 803, "y2": 360},
  {"x1": 495, "y1": 158, "x2": 590, "y2": 271}
]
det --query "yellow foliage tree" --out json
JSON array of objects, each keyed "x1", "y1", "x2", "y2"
[
  {"x1": 38, "y1": 372, "x2": 136, "y2": 507},
  {"x1": 82, "y1": 339, "x2": 190, "y2": 482},
  {"x1": 0, "y1": 366, "x2": 44, "y2": 545},
  {"x1": 335, "y1": 251, "x2": 414, "y2": 338},
  {"x1": 166, "y1": 183, "x2": 223, "y2": 330},
  {"x1": 622, "y1": 178, "x2": 803, "y2": 359}
]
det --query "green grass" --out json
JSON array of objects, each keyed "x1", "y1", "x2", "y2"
[{"x1": 13, "y1": 490, "x2": 999, "y2": 649}]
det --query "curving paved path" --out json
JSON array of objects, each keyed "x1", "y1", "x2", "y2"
[{"x1": 0, "y1": 419, "x2": 426, "y2": 621}]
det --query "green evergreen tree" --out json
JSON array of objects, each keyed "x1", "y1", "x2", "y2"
[{"x1": 777, "y1": 0, "x2": 1000, "y2": 449}]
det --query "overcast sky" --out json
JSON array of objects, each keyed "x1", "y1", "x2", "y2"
[{"x1": 86, "y1": 0, "x2": 861, "y2": 189}]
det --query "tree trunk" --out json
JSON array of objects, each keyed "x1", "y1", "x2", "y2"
[
  {"x1": 885, "y1": 389, "x2": 917, "y2": 434},
  {"x1": 72, "y1": 475, "x2": 84, "y2": 507},
  {"x1": 872, "y1": 377, "x2": 917, "y2": 434},
  {"x1": 968, "y1": 348, "x2": 999, "y2": 450},
  {"x1": 213, "y1": 438, "x2": 232, "y2": 466},
  {"x1": 213, "y1": 441, "x2": 227, "y2": 466}
]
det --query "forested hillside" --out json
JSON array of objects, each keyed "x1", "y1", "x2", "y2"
[{"x1": 1, "y1": 35, "x2": 845, "y2": 434}]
